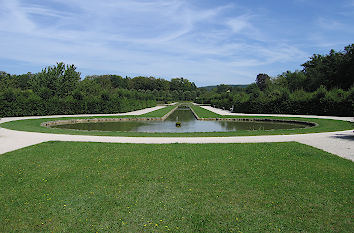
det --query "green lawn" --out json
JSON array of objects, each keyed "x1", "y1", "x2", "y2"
[
  {"x1": 0, "y1": 142, "x2": 352, "y2": 232},
  {"x1": 0, "y1": 104, "x2": 352, "y2": 137},
  {"x1": 189, "y1": 104, "x2": 221, "y2": 118},
  {"x1": 141, "y1": 105, "x2": 177, "y2": 118}
]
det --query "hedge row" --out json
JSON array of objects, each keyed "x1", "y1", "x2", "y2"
[
  {"x1": 0, "y1": 90, "x2": 156, "y2": 117},
  {"x1": 207, "y1": 87, "x2": 354, "y2": 117}
]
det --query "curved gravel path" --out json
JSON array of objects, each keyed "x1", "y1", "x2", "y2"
[
  {"x1": 0, "y1": 105, "x2": 353, "y2": 161},
  {"x1": 200, "y1": 105, "x2": 354, "y2": 121}
]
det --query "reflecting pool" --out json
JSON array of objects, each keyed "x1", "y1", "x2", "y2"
[{"x1": 52, "y1": 108, "x2": 307, "y2": 132}]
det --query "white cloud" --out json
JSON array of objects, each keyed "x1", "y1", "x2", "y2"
[
  {"x1": 316, "y1": 17, "x2": 346, "y2": 31},
  {"x1": 0, "y1": 0, "x2": 36, "y2": 33},
  {"x1": 226, "y1": 15, "x2": 253, "y2": 34},
  {"x1": 0, "y1": 0, "x2": 311, "y2": 85}
]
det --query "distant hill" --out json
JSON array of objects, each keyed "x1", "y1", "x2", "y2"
[{"x1": 199, "y1": 84, "x2": 249, "y2": 91}]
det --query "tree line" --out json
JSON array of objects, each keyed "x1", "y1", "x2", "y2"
[
  {"x1": 196, "y1": 44, "x2": 354, "y2": 116},
  {"x1": 0, "y1": 44, "x2": 353, "y2": 117},
  {"x1": 0, "y1": 63, "x2": 197, "y2": 117}
]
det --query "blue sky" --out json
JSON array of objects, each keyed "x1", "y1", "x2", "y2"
[{"x1": 0, "y1": 0, "x2": 353, "y2": 86}]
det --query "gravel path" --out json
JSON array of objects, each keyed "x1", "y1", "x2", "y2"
[
  {"x1": 0, "y1": 106, "x2": 166, "y2": 123},
  {"x1": 0, "y1": 105, "x2": 353, "y2": 161},
  {"x1": 200, "y1": 105, "x2": 354, "y2": 121}
]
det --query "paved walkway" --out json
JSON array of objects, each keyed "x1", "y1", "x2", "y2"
[
  {"x1": 0, "y1": 106, "x2": 166, "y2": 123},
  {"x1": 200, "y1": 105, "x2": 354, "y2": 122},
  {"x1": 0, "y1": 105, "x2": 353, "y2": 161}
]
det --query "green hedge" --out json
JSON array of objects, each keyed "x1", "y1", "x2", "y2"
[
  {"x1": 0, "y1": 89, "x2": 156, "y2": 117},
  {"x1": 207, "y1": 87, "x2": 354, "y2": 116}
]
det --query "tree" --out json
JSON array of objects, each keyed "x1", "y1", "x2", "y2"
[
  {"x1": 58, "y1": 63, "x2": 81, "y2": 97},
  {"x1": 275, "y1": 70, "x2": 307, "y2": 92},
  {"x1": 256, "y1": 73, "x2": 271, "y2": 91},
  {"x1": 170, "y1": 78, "x2": 196, "y2": 92},
  {"x1": 216, "y1": 84, "x2": 231, "y2": 93},
  {"x1": 0, "y1": 71, "x2": 12, "y2": 91},
  {"x1": 302, "y1": 45, "x2": 354, "y2": 90},
  {"x1": 13, "y1": 73, "x2": 33, "y2": 90},
  {"x1": 341, "y1": 44, "x2": 354, "y2": 89},
  {"x1": 30, "y1": 62, "x2": 81, "y2": 98},
  {"x1": 110, "y1": 75, "x2": 128, "y2": 89}
]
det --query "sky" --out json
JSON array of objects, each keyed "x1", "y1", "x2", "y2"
[{"x1": 0, "y1": 0, "x2": 353, "y2": 86}]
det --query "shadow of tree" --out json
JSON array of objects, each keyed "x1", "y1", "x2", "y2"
[{"x1": 330, "y1": 133, "x2": 354, "y2": 141}]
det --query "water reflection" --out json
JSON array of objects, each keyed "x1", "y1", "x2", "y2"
[{"x1": 53, "y1": 108, "x2": 305, "y2": 132}]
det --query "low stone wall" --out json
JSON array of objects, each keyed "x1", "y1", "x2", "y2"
[
  {"x1": 41, "y1": 104, "x2": 317, "y2": 129},
  {"x1": 189, "y1": 106, "x2": 202, "y2": 120},
  {"x1": 41, "y1": 117, "x2": 162, "y2": 127},
  {"x1": 160, "y1": 104, "x2": 179, "y2": 120}
]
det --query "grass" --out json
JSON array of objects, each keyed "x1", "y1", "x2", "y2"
[
  {"x1": 141, "y1": 105, "x2": 177, "y2": 118},
  {"x1": 0, "y1": 104, "x2": 352, "y2": 137},
  {"x1": 189, "y1": 104, "x2": 221, "y2": 118},
  {"x1": 0, "y1": 142, "x2": 352, "y2": 232}
]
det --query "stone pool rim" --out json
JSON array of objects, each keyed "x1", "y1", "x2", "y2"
[{"x1": 40, "y1": 105, "x2": 318, "y2": 132}]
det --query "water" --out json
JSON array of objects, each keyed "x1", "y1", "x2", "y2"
[{"x1": 53, "y1": 108, "x2": 306, "y2": 132}]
